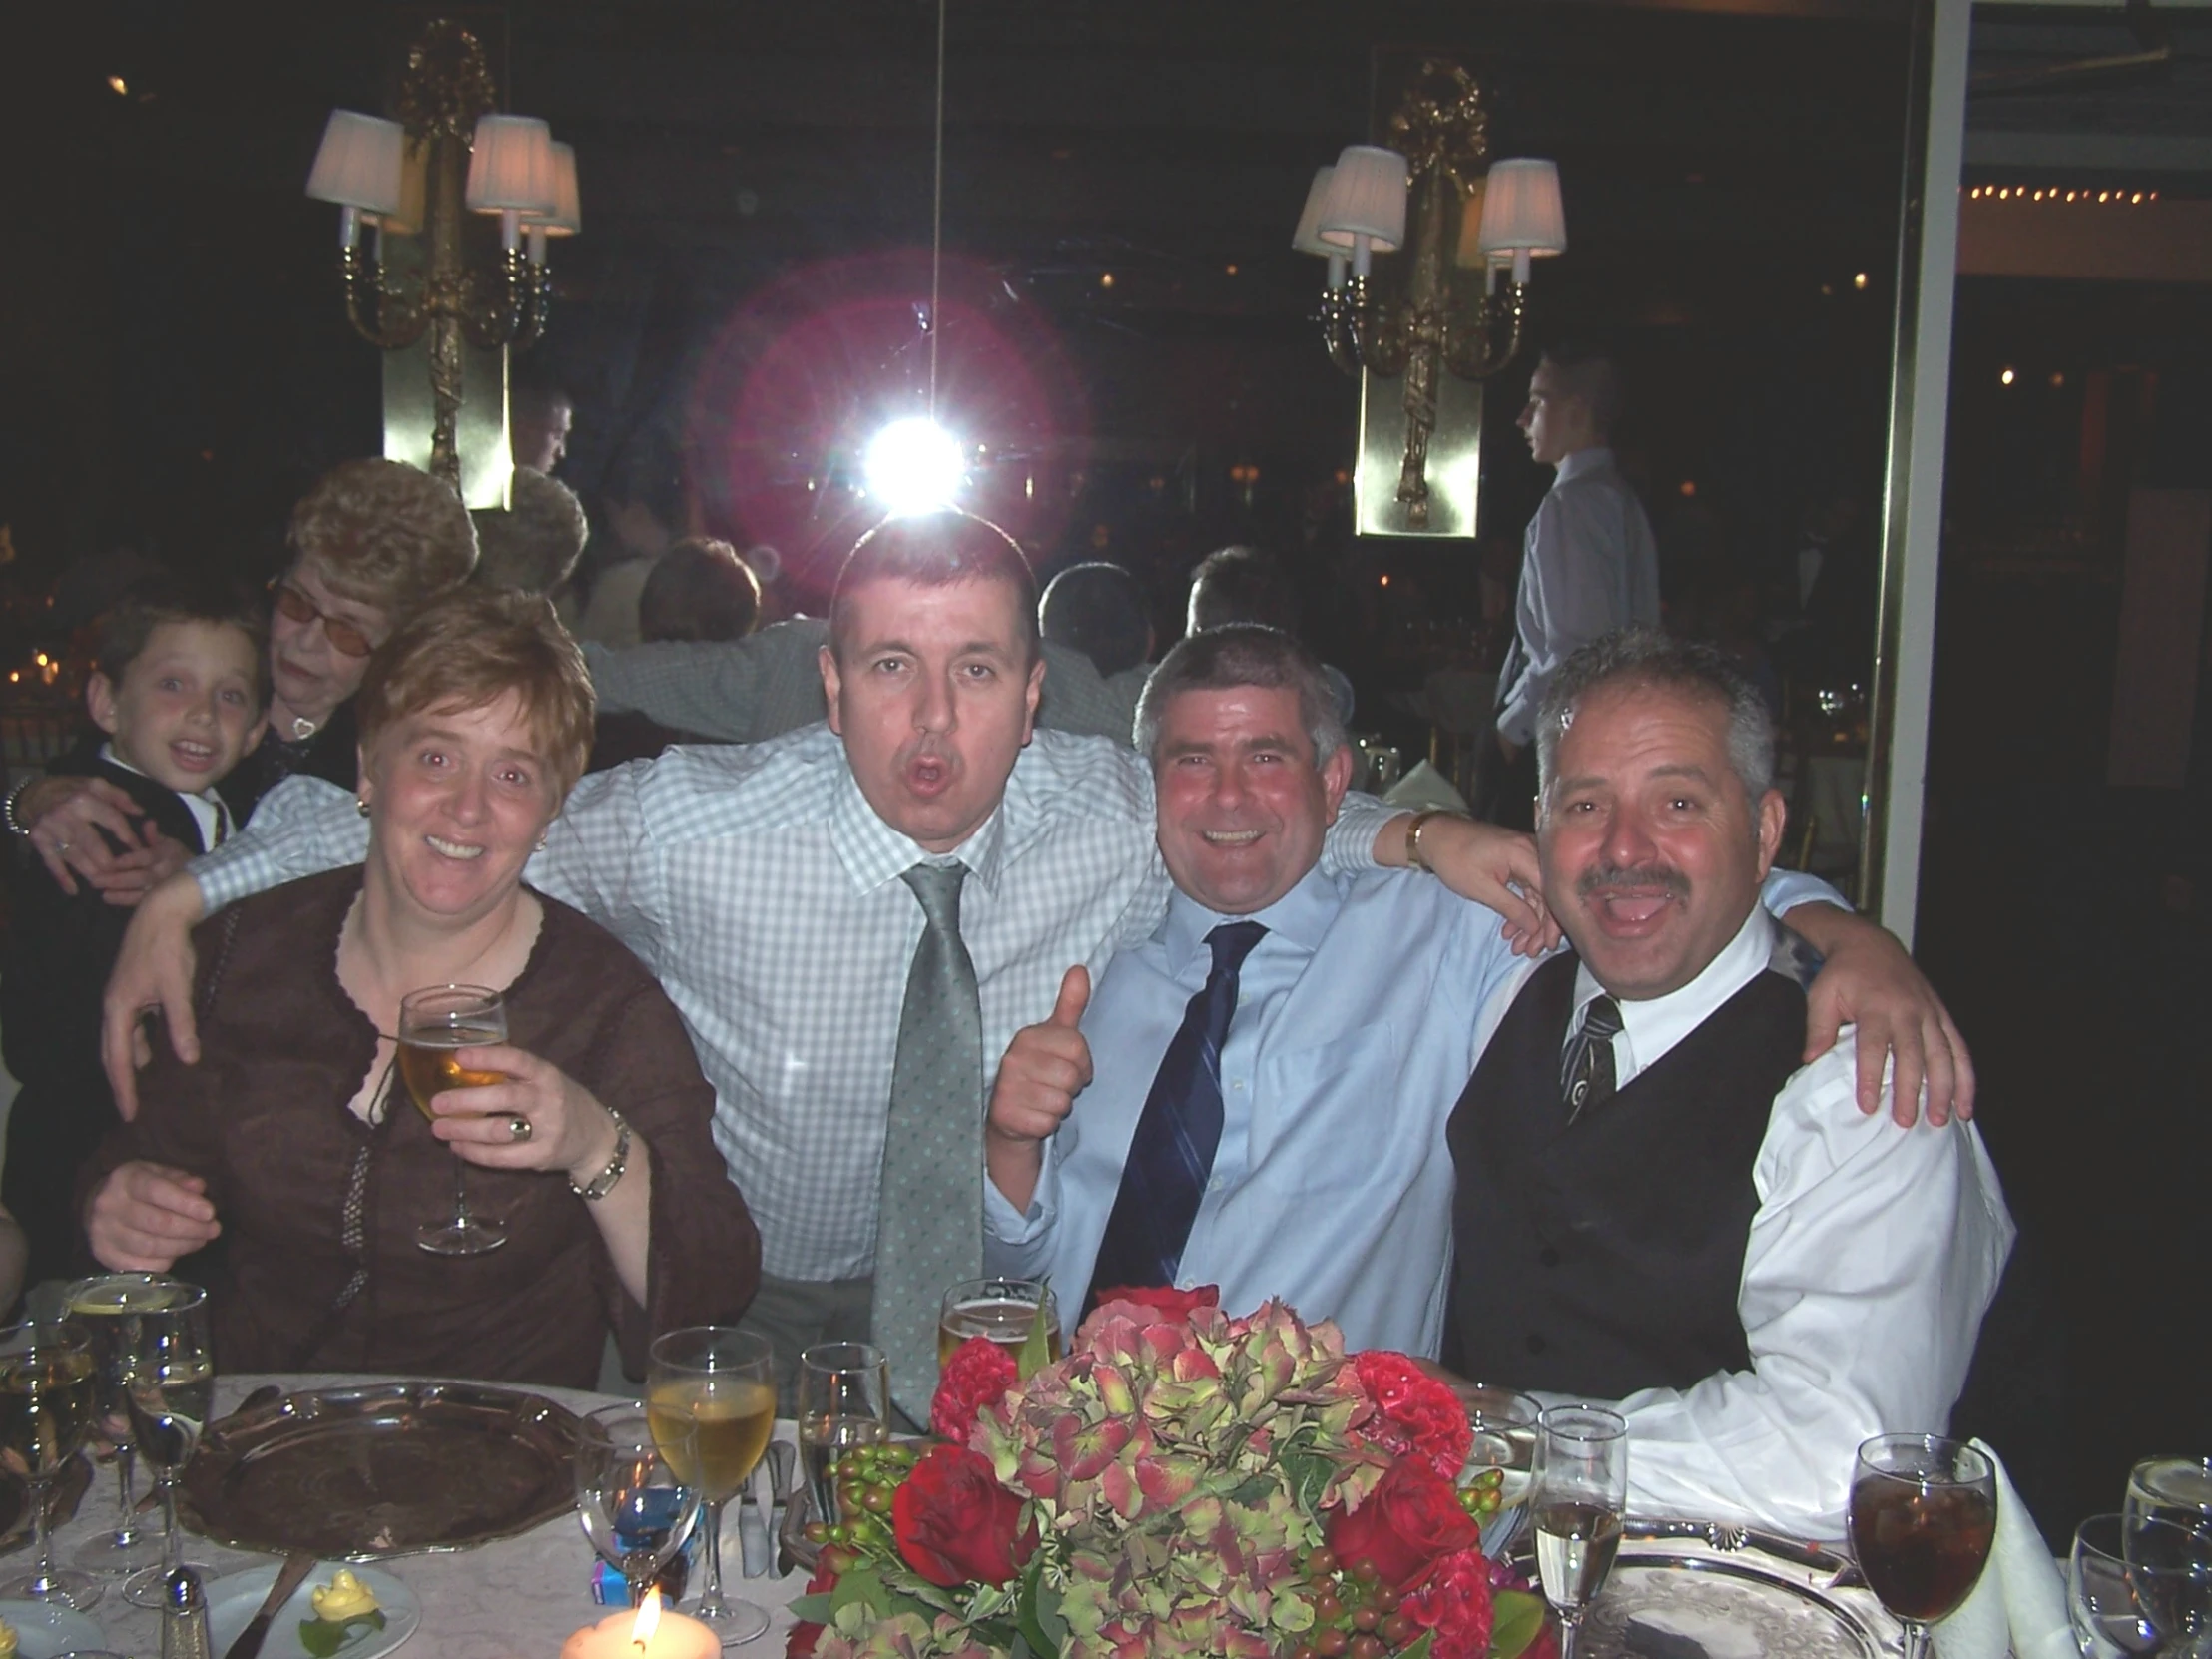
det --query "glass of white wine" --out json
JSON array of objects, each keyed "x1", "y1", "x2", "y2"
[
  {"x1": 648, "y1": 1327, "x2": 777, "y2": 1647},
  {"x1": 0, "y1": 1317, "x2": 102, "y2": 1609},
  {"x1": 797, "y1": 1342, "x2": 890, "y2": 1524},
  {"x1": 64, "y1": 1273, "x2": 182, "y2": 1577},
  {"x1": 399, "y1": 982, "x2": 511, "y2": 1256},
  {"x1": 1533, "y1": 1405, "x2": 1629, "y2": 1659},
  {"x1": 116, "y1": 1283, "x2": 217, "y2": 1610}
]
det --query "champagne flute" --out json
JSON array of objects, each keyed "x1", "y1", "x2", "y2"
[
  {"x1": 797, "y1": 1342, "x2": 890, "y2": 1524},
  {"x1": 399, "y1": 983, "x2": 511, "y2": 1256},
  {"x1": 117, "y1": 1282, "x2": 216, "y2": 1610},
  {"x1": 0, "y1": 1318, "x2": 102, "y2": 1609},
  {"x1": 1532, "y1": 1405, "x2": 1629, "y2": 1659},
  {"x1": 1460, "y1": 1383, "x2": 1543, "y2": 1558},
  {"x1": 1848, "y1": 1433, "x2": 1997, "y2": 1659},
  {"x1": 937, "y1": 1277, "x2": 1060, "y2": 1370},
  {"x1": 65, "y1": 1273, "x2": 181, "y2": 1575},
  {"x1": 648, "y1": 1328, "x2": 776, "y2": 1646},
  {"x1": 578, "y1": 1402, "x2": 703, "y2": 1609}
]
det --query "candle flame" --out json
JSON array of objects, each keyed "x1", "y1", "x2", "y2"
[{"x1": 631, "y1": 1585, "x2": 661, "y2": 1648}]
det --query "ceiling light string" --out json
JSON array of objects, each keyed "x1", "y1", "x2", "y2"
[{"x1": 928, "y1": 0, "x2": 946, "y2": 421}]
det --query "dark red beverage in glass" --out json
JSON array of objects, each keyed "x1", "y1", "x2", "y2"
[{"x1": 1850, "y1": 1472, "x2": 1997, "y2": 1621}]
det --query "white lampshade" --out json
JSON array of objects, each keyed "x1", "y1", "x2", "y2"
[
  {"x1": 1291, "y1": 167, "x2": 1339, "y2": 257},
  {"x1": 305, "y1": 111, "x2": 405, "y2": 214},
  {"x1": 465, "y1": 115, "x2": 558, "y2": 216},
  {"x1": 522, "y1": 141, "x2": 582, "y2": 237},
  {"x1": 1318, "y1": 146, "x2": 1407, "y2": 252},
  {"x1": 1475, "y1": 159, "x2": 1567, "y2": 259}
]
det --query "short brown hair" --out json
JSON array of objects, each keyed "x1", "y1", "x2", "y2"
[
  {"x1": 1536, "y1": 343, "x2": 1625, "y2": 438},
  {"x1": 829, "y1": 511, "x2": 1039, "y2": 664},
  {"x1": 97, "y1": 575, "x2": 272, "y2": 711},
  {"x1": 1136, "y1": 624, "x2": 1345, "y2": 766},
  {"x1": 356, "y1": 587, "x2": 595, "y2": 800},
  {"x1": 470, "y1": 468, "x2": 589, "y2": 596},
  {"x1": 639, "y1": 538, "x2": 762, "y2": 643},
  {"x1": 289, "y1": 458, "x2": 478, "y2": 619}
]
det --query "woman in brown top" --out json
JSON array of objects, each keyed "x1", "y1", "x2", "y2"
[{"x1": 83, "y1": 588, "x2": 760, "y2": 1388}]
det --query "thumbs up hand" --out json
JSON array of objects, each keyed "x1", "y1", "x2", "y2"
[{"x1": 985, "y1": 967, "x2": 1093, "y2": 1210}]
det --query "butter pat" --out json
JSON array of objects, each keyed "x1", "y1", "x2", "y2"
[
  {"x1": 0, "y1": 1613, "x2": 18, "y2": 1659},
  {"x1": 311, "y1": 1569, "x2": 381, "y2": 1622}
]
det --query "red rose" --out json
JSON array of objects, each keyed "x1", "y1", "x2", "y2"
[
  {"x1": 930, "y1": 1336, "x2": 1021, "y2": 1442},
  {"x1": 1401, "y1": 1546, "x2": 1497, "y2": 1659},
  {"x1": 1326, "y1": 1459, "x2": 1482, "y2": 1592},
  {"x1": 890, "y1": 1443, "x2": 1038, "y2": 1588},
  {"x1": 1087, "y1": 1284, "x2": 1220, "y2": 1323},
  {"x1": 1354, "y1": 1351, "x2": 1474, "y2": 1478}
]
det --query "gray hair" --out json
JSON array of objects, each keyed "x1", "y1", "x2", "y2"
[
  {"x1": 1535, "y1": 628, "x2": 1776, "y2": 821},
  {"x1": 1135, "y1": 624, "x2": 1347, "y2": 768}
]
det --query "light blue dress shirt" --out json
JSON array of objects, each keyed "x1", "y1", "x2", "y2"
[{"x1": 983, "y1": 865, "x2": 1842, "y2": 1358}]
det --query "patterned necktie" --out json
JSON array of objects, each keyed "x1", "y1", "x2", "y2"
[
  {"x1": 870, "y1": 862, "x2": 984, "y2": 1424},
  {"x1": 1560, "y1": 994, "x2": 1624, "y2": 1121},
  {"x1": 1084, "y1": 920, "x2": 1268, "y2": 1308}
]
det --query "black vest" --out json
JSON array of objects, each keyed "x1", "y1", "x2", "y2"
[{"x1": 1445, "y1": 936, "x2": 1813, "y2": 1398}]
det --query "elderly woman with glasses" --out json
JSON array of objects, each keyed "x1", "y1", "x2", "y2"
[
  {"x1": 10, "y1": 459, "x2": 477, "y2": 901},
  {"x1": 80, "y1": 587, "x2": 760, "y2": 1386}
]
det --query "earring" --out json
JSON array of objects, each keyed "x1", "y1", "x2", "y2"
[
  {"x1": 534, "y1": 831, "x2": 548, "y2": 851},
  {"x1": 356, "y1": 798, "x2": 371, "y2": 818}
]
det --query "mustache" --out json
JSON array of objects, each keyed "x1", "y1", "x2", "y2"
[{"x1": 1577, "y1": 863, "x2": 1690, "y2": 900}]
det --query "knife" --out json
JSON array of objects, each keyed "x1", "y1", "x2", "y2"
[{"x1": 223, "y1": 1550, "x2": 317, "y2": 1659}]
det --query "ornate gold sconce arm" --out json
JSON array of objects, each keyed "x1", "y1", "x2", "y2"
[
  {"x1": 1440, "y1": 282, "x2": 1527, "y2": 381},
  {"x1": 338, "y1": 245, "x2": 431, "y2": 351}
]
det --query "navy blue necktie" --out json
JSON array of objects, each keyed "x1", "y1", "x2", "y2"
[{"x1": 1084, "y1": 920, "x2": 1267, "y2": 1308}]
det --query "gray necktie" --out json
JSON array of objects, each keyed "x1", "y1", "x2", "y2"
[{"x1": 870, "y1": 861, "x2": 984, "y2": 1423}]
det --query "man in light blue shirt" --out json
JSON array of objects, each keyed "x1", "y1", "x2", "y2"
[{"x1": 982, "y1": 625, "x2": 1860, "y2": 1357}]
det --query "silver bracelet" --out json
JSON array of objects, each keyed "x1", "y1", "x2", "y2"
[
  {"x1": 4, "y1": 779, "x2": 35, "y2": 838},
  {"x1": 569, "y1": 1106, "x2": 632, "y2": 1201}
]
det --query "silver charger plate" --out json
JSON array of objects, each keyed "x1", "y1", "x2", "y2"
[
  {"x1": 180, "y1": 1380, "x2": 583, "y2": 1558},
  {"x1": 1580, "y1": 1552, "x2": 1884, "y2": 1659}
]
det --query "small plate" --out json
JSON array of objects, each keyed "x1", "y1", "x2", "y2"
[
  {"x1": 205, "y1": 1562, "x2": 420, "y2": 1659},
  {"x1": 0, "y1": 1598, "x2": 108, "y2": 1659}
]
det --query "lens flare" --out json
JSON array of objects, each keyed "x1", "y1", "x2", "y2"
[{"x1": 863, "y1": 418, "x2": 965, "y2": 515}]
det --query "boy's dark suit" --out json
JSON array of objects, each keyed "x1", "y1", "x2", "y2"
[{"x1": 2, "y1": 749, "x2": 218, "y2": 1297}]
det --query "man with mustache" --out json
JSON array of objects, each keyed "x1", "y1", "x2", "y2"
[
  {"x1": 984, "y1": 626, "x2": 1969, "y2": 1359},
  {"x1": 89, "y1": 514, "x2": 1539, "y2": 1420},
  {"x1": 1445, "y1": 628, "x2": 2012, "y2": 1536}
]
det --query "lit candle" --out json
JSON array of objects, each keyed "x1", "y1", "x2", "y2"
[{"x1": 560, "y1": 1588, "x2": 719, "y2": 1659}]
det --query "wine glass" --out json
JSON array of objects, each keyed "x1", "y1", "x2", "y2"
[
  {"x1": 1848, "y1": 1433, "x2": 1997, "y2": 1659},
  {"x1": 399, "y1": 983, "x2": 511, "y2": 1256},
  {"x1": 65, "y1": 1273, "x2": 181, "y2": 1576},
  {"x1": 1459, "y1": 1383, "x2": 1543, "y2": 1557},
  {"x1": 578, "y1": 1401, "x2": 703, "y2": 1610},
  {"x1": 647, "y1": 1328, "x2": 776, "y2": 1646},
  {"x1": 937, "y1": 1277, "x2": 1060, "y2": 1371},
  {"x1": 2126, "y1": 1457, "x2": 2212, "y2": 1574},
  {"x1": 797, "y1": 1342, "x2": 890, "y2": 1524},
  {"x1": 0, "y1": 1318, "x2": 103, "y2": 1609},
  {"x1": 1532, "y1": 1405, "x2": 1629, "y2": 1659},
  {"x1": 117, "y1": 1282, "x2": 217, "y2": 1610},
  {"x1": 2071, "y1": 1511, "x2": 2212, "y2": 1657}
]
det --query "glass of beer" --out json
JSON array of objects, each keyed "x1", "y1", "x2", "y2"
[
  {"x1": 399, "y1": 983, "x2": 511, "y2": 1256},
  {"x1": 0, "y1": 1318, "x2": 102, "y2": 1609},
  {"x1": 797, "y1": 1343, "x2": 890, "y2": 1523},
  {"x1": 648, "y1": 1327, "x2": 776, "y2": 1647},
  {"x1": 937, "y1": 1277, "x2": 1062, "y2": 1371}
]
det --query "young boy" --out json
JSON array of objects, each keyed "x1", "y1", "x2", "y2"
[{"x1": 1, "y1": 577, "x2": 268, "y2": 1298}]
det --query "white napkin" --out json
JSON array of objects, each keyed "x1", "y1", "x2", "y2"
[
  {"x1": 1932, "y1": 1439, "x2": 2073, "y2": 1659},
  {"x1": 1380, "y1": 761, "x2": 1469, "y2": 815}
]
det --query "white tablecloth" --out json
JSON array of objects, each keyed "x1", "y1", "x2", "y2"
[{"x1": 39, "y1": 1374, "x2": 812, "y2": 1659}]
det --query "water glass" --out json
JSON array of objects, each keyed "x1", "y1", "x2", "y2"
[
  {"x1": 117, "y1": 1283, "x2": 217, "y2": 1610},
  {"x1": 577, "y1": 1401, "x2": 703, "y2": 1609},
  {"x1": 797, "y1": 1342, "x2": 890, "y2": 1523}
]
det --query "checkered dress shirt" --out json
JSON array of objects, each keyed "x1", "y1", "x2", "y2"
[{"x1": 193, "y1": 725, "x2": 1396, "y2": 1282}]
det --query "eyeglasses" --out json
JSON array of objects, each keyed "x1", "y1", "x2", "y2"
[{"x1": 270, "y1": 582, "x2": 378, "y2": 658}]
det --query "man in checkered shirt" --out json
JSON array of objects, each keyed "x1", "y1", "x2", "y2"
[{"x1": 94, "y1": 513, "x2": 1965, "y2": 1391}]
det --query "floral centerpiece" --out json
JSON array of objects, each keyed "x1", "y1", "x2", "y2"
[{"x1": 791, "y1": 1287, "x2": 1553, "y2": 1659}]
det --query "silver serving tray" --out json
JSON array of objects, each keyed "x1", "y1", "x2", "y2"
[
  {"x1": 1582, "y1": 1551, "x2": 1885, "y2": 1659},
  {"x1": 180, "y1": 1379, "x2": 582, "y2": 1559}
]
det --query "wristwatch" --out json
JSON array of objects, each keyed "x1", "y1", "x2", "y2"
[{"x1": 569, "y1": 1105, "x2": 633, "y2": 1201}]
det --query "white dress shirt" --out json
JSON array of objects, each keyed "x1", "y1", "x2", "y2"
[
  {"x1": 1477, "y1": 908, "x2": 2015, "y2": 1538},
  {"x1": 1495, "y1": 447, "x2": 1661, "y2": 747},
  {"x1": 188, "y1": 725, "x2": 1399, "y2": 1283}
]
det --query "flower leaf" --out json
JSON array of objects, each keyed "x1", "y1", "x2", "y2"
[
  {"x1": 1488, "y1": 1589, "x2": 1547, "y2": 1659},
  {"x1": 1015, "y1": 1549, "x2": 1068, "y2": 1656},
  {"x1": 788, "y1": 1592, "x2": 837, "y2": 1622},
  {"x1": 1279, "y1": 1446, "x2": 1335, "y2": 1515},
  {"x1": 1397, "y1": 1635, "x2": 1435, "y2": 1659},
  {"x1": 1017, "y1": 1300, "x2": 1054, "y2": 1381},
  {"x1": 296, "y1": 1610, "x2": 385, "y2": 1658}
]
